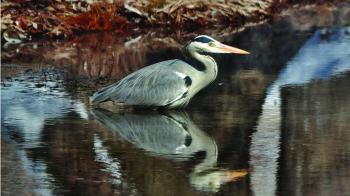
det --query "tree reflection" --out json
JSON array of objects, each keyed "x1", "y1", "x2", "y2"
[{"x1": 250, "y1": 27, "x2": 350, "y2": 196}]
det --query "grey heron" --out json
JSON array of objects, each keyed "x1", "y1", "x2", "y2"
[{"x1": 90, "y1": 35, "x2": 249, "y2": 108}]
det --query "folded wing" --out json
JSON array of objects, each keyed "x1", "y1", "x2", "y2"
[{"x1": 90, "y1": 60, "x2": 191, "y2": 107}]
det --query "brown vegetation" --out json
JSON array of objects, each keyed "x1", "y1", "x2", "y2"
[
  {"x1": 1, "y1": 0, "x2": 276, "y2": 42},
  {"x1": 124, "y1": 0, "x2": 271, "y2": 26},
  {"x1": 64, "y1": 2, "x2": 127, "y2": 32},
  {"x1": 1, "y1": 0, "x2": 128, "y2": 40},
  {"x1": 2, "y1": 0, "x2": 347, "y2": 43}
]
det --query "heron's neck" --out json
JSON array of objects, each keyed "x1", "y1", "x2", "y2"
[{"x1": 189, "y1": 51, "x2": 218, "y2": 80}]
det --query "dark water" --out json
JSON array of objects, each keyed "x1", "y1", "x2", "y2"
[{"x1": 2, "y1": 9, "x2": 350, "y2": 196}]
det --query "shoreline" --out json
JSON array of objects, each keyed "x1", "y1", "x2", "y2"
[{"x1": 1, "y1": 0, "x2": 348, "y2": 44}]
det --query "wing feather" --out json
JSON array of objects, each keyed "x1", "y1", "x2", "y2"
[{"x1": 90, "y1": 60, "x2": 190, "y2": 106}]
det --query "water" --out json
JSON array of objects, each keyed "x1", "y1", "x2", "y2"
[{"x1": 2, "y1": 10, "x2": 350, "y2": 196}]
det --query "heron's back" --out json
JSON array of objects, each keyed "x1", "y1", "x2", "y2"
[{"x1": 90, "y1": 59, "x2": 200, "y2": 108}]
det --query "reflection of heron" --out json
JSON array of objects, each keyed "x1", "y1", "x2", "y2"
[
  {"x1": 90, "y1": 35, "x2": 249, "y2": 108},
  {"x1": 91, "y1": 109, "x2": 247, "y2": 192}
]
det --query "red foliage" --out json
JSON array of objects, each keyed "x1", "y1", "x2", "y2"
[{"x1": 64, "y1": 3, "x2": 127, "y2": 32}]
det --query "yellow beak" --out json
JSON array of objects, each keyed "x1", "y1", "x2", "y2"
[{"x1": 216, "y1": 43, "x2": 250, "y2": 54}]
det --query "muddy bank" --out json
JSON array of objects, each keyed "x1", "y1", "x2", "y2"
[
  {"x1": 1, "y1": 0, "x2": 271, "y2": 41},
  {"x1": 2, "y1": 0, "x2": 348, "y2": 43}
]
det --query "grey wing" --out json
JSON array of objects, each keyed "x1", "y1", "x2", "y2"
[{"x1": 90, "y1": 60, "x2": 191, "y2": 106}]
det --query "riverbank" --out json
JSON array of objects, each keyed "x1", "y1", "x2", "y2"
[{"x1": 1, "y1": 0, "x2": 348, "y2": 43}]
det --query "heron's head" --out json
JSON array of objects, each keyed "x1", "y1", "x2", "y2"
[{"x1": 186, "y1": 35, "x2": 249, "y2": 55}]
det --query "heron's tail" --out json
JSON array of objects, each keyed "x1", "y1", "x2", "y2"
[{"x1": 89, "y1": 84, "x2": 116, "y2": 105}]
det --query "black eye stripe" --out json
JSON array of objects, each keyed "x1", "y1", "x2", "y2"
[{"x1": 194, "y1": 36, "x2": 214, "y2": 43}]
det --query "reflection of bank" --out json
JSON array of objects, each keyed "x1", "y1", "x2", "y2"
[
  {"x1": 250, "y1": 27, "x2": 350, "y2": 196},
  {"x1": 92, "y1": 109, "x2": 247, "y2": 193},
  {"x1": 1, "y1": 73, "x2": 89, "y2": 195}
]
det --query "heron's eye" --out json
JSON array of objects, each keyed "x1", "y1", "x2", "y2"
[{"x1": 208, "y1": 42, "x2": 215, "y2": 47}]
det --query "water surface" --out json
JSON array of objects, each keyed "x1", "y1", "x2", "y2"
[{"x1": 2, "y1": 9, "x2": 350, "y2": 196}]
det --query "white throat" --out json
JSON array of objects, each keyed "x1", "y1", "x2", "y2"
[{"x1": 190, "y1": 50, "x2": 218, "y2": 82}]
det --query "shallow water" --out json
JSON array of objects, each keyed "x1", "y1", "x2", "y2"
[{"x1": 2, "y1": 11, "x2": 350, "y2": 196}]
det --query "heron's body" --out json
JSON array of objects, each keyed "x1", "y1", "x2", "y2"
[
  {"x1": 91, "y1": 58, "x2": 217, "y2": 108},
  {"x1": 90, "y1": 35, "x2": 249, "y2": 109}
]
